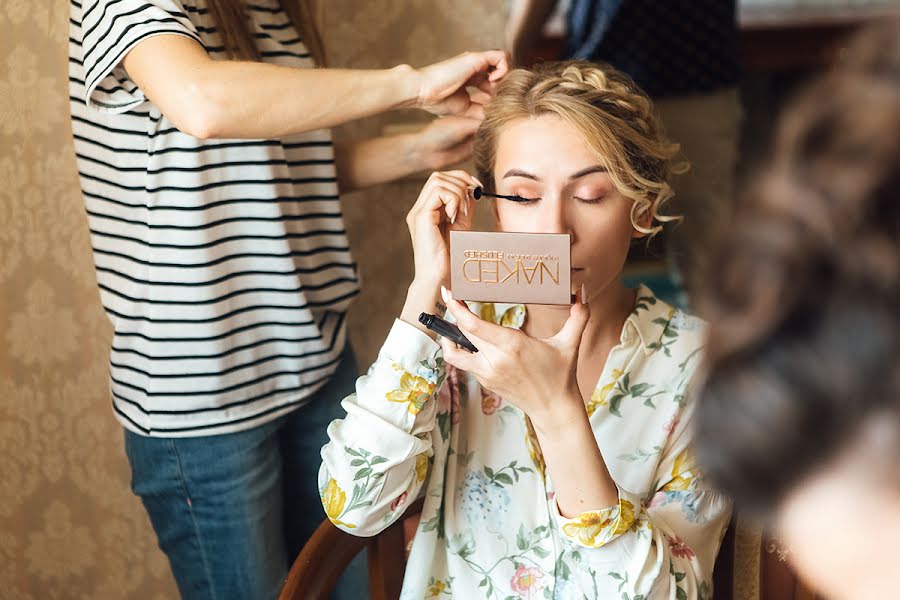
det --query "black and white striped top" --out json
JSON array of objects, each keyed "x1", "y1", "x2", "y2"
[{"x1": 69, "y1": 0, "x2": 359, "y2": 437}]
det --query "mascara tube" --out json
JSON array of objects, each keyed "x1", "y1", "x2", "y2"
[{"x1": 418, "y1": 313, "x2": 479, "y2": 353}]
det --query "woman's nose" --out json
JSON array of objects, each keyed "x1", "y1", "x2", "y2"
[{"x1": 540, "y1": 195, "x2": 576, "y2": 239}]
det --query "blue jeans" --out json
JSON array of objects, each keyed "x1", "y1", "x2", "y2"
[{"x1": 124, "y1": 347, "x2": 369, "y2": 600}]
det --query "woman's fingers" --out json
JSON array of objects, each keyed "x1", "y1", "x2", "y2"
[
  {"x1": 433, "y1": 171, "x2": 481, "y2": 207},
  {"x1": 430, "y1": 172, "x2": 477, "y2": 218},
  {"x1": 420, "y1": 185, "x2": 462, "y2": 224},
  {"x1": 551, "y1": 285, "x2": 592, "y2": 350},
  {"x1": 486, "y1": 51, "x2": 510, "y2": 81},
  {"x1": 468, "y1": 89, "x2": 493, "y2": 106},
  {"x1": 472, "y1": 49, "x2": 510, "y2": 83},
  {"x1": 407, "y1": 170, "x2": 479, "y2": 235},
  {"x1": 434, "y1": 169, "x2": 477, "y2": 188},
  {"x1": 442, "y1": 287, "x2": 516, "y2": 350},
  {"x1": 438, "y1": 337, "x2": 479, "y2": 372}
]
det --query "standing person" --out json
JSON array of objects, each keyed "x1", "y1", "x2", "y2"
[
  {"x1": 506, "y1": 0, "x2": 742, "y2": 301},
  {"x1": 68, "y1": 1, "x2": 509, "y2": 598}
]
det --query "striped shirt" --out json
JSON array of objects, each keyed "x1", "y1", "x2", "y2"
[{"x1": 68, "y1": 0, "x2": 359, "y2": 437}]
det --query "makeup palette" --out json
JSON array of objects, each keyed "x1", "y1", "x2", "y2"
[{"x1": 450, "y1": 230, "x2": 572, "y2": 305}]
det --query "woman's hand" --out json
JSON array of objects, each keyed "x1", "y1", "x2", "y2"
[
  {"x1": 399, "y1": 171, "x2": 479, "y2": 335},
  {"x1": 407, "y1": 170, "x2": 478, "y2": 288},
  {"x1": 413, "y1": 116, "x2": 481, "y2": 171},
  {"x1": 439, "y1": 288, "x2": 591, "y2": 430},
  {"x1": 416, "y1": 51, "x2": 510, "y2": 118},
  {"x1": 442, "y1": 289, "x2": 620, "y2": 515}
]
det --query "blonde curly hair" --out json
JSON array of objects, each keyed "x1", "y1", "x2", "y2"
[{"x1": 473, "y1": 60, "x2": 686, "y2": 235}]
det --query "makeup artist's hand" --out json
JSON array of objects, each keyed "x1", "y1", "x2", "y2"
[
  {"x1": 416, "y1": 51, "x2": 510, "y2": 119},
  {"x1": 439, "y1": 288, "x2": 591, "y2": 430},
  {"x1": 399, "y1": 170, "x2": 478, "y2": 335},
  {"x1": 413, "y1": 117, "x2": 481, "y2": 171}
]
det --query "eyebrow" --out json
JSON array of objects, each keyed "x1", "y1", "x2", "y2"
[{"x1": 502, "y1": 165, "x2": 608, "y2": 181}]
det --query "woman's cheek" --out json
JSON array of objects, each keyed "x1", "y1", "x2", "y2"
[{"x1": 496, "y1": 208, "x2": 534, "y2": 233}]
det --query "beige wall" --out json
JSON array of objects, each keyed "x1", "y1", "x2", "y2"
[{"x1": 0, "y1": 2, "x2": 503, "y2": 597}]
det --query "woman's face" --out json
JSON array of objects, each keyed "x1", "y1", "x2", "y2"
[{"x1": 491, "y1": 115, "x2": 643, "y2": 299}]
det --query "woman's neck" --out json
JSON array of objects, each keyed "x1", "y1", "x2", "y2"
[{"x1": 523, "y1": 280, "x2": 636, "y2": 348}]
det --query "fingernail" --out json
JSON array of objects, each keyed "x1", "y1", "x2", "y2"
[
  {"x1": 581, "y1": 284, "x2": 588, "y2": 304},
  {"x1": 441, "y1": 285, "x2": 450, "y2": 304},
  {"x1": 449, "y1": 209, "x2": 457, "y2": 224},
  {"x1": 472, "y1": 175, "x2": 485, "y2": 188}
]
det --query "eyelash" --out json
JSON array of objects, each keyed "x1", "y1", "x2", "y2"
[{"x1": 512, "y1": 196, "x2": 605, "y2": 205}]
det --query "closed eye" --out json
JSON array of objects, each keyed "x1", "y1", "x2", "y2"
[{"x1": 575, "y1": 195, "x2": 606, "y2": 204}]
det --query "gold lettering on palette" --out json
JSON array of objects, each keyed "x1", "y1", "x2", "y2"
[{"x1": 462, "y1": 252, "x2": 560, "y2": 286}]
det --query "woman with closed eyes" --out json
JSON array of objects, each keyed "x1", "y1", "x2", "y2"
[{"x1": 320, "y1": 60, "x2": 731, "y2": 600}]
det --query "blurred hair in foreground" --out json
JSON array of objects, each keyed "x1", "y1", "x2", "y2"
[{"x1": 695, "y1": 17, "x2": 900, "y2": 515}]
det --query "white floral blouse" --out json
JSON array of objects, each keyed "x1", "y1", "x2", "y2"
[{"x1": 319, "y1": 285, "x2": 731, "y2": 599}]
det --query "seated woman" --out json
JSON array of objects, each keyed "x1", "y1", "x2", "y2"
[
  {"x1": 319, "y1": 60, "x2": 731, "y2": 599},
  {"x1": 694, "y1": 21, "x2": 900, "y2": 600}
]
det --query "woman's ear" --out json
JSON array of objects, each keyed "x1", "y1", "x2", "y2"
[{"x1": 631, "y1": 200, "x2": 654, "y2": 238}]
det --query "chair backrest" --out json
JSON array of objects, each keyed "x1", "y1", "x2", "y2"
[
  {"x1": 279, "y1": 498, "x2": 424, "y2": 600},
  {"x1": 714, "y1": 516, "x2": 736, "y2": 600}
]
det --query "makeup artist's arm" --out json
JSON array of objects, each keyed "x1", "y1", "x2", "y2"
[
  {"x1": 506, "y1": 0, "x2": 558, "y2": 66},
  {"x1": 333, "y1": 117, "x2": 480, "y2": 193},
  {"x1": 121, "y1": 35, "x2": 508, "y2": 140}
]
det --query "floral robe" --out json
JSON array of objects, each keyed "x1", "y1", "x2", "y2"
[{"x1": 319, "y1": 285, "x2": 731, "y2": 599}]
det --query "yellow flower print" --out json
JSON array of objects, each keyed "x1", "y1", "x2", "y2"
[
  {"x1": 476, "y1": 303, "x2": 525, "y2": 328},
  {"x1": 321, "y1": 478, "x2": 355, "y2": 529},
  {"x1": 500, "y1": 305, "x2": 526, "y2": 328},
  {"x1": 662, "y1": 449, "x2": 696, "y2": 491},
  {"x1": 610, "y1": 499, "x2": 637, "y2": 536},
  {"x1": 427, "y1": 580, "x2": 447, "y2": 597},
  {"x1": 415, "y1": 453, "x2": 428, "y2": 483},
  {"x1": 524, "y1": 418, "x2": 546, "y2": 481},
  {"x1": 586, "y1": 369, "x2": 624, "y2": 416},
  {"x1": 478, "y1": 303, "x2": 497, "y2": 323},
  {"x1": 386, "y1": 367, "x2": 436, "y2": 414},
  {"x1": 562, "y1": 510, "x2": 612, "y2": 547}
]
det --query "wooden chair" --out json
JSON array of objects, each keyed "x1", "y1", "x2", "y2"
[
  {"x1": 279, "y1": 498, "x2": 424, "y2": 600},
  {"x1": 281, "y1": 502, "x2": 736, "y2": 600},
  {"x1": 715, "y1": 516, "x2": 736, "y2": 600}
]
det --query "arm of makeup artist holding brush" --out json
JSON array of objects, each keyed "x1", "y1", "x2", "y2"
[{"x1": 122, "y1": 35, "x2": 509, "y2": 188}]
